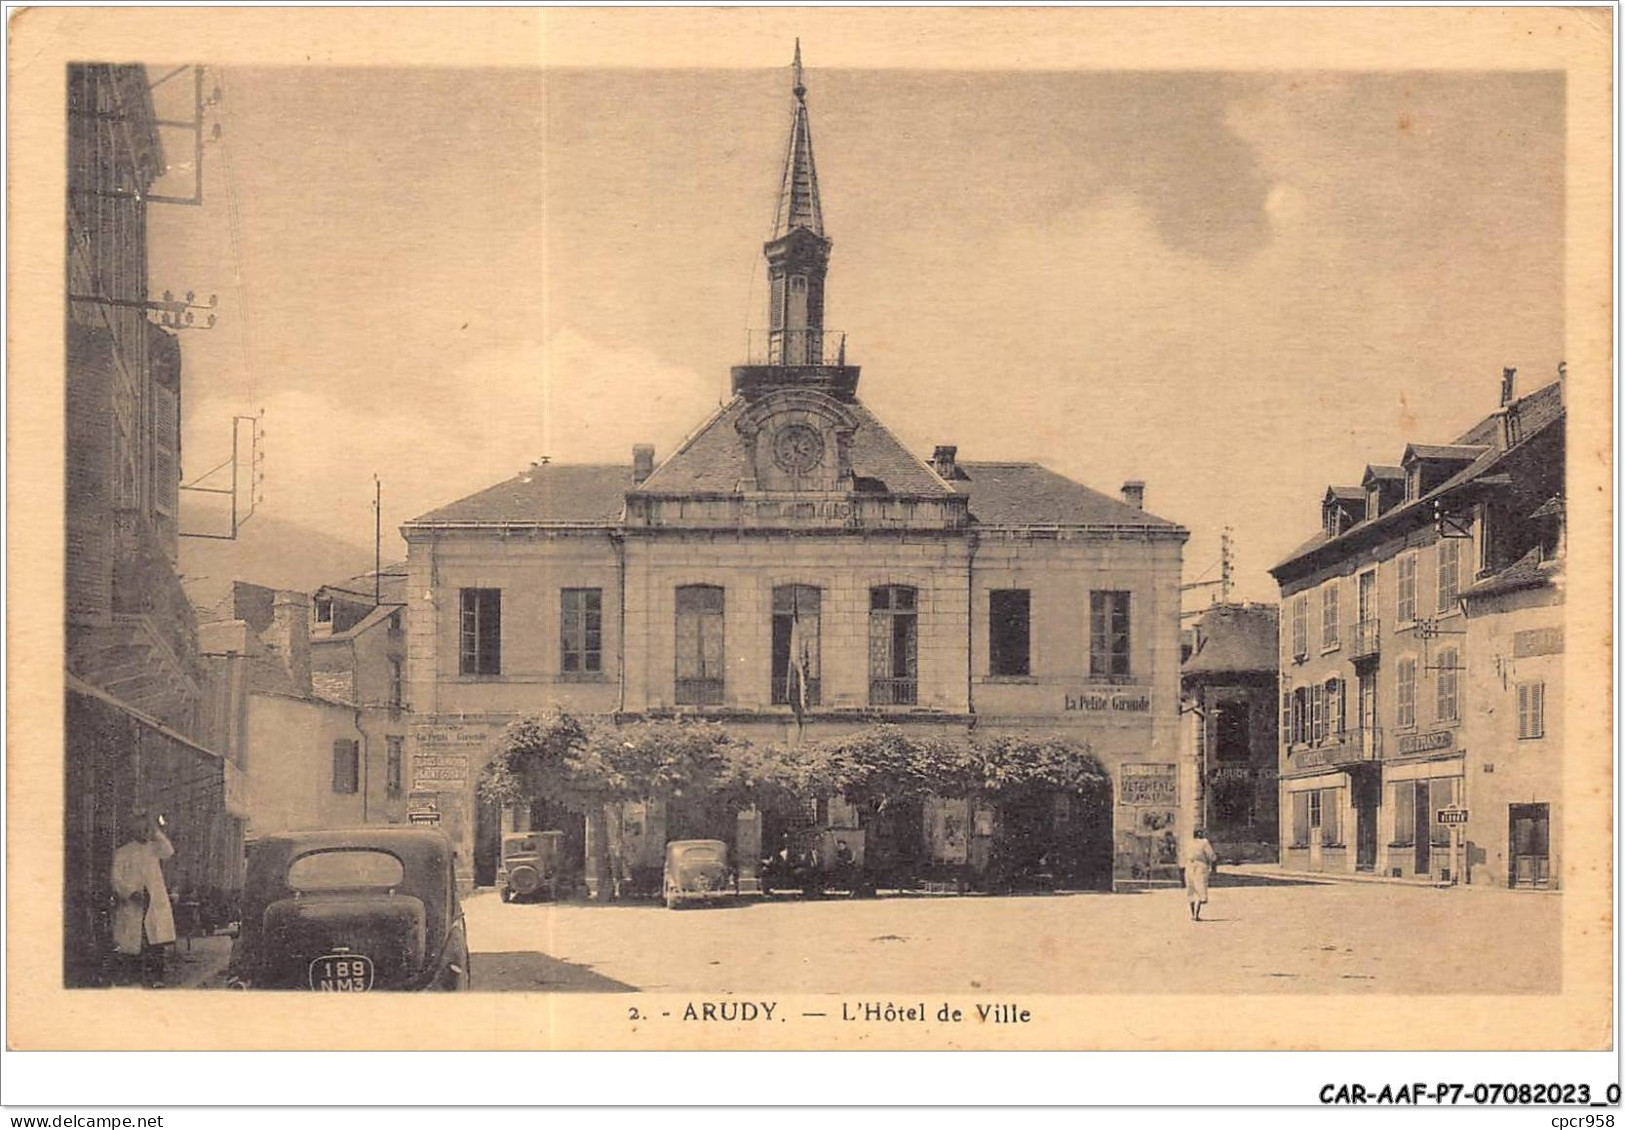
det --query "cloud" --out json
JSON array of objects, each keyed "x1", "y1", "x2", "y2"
[{"x1": 181, "y1": 326, "x2": 718, "y2": 555}]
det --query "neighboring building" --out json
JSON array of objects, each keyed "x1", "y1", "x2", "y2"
[
  {"x1": 1181, "y1": 603, "x2": 1280, "y2": 862},
  {"x1": 1459, "y1": 502, "x2": 1564, "y2": 888},
  {"x1": 200, "y1": 582, "x2": 404, "y2": 836},
  {"x1": 401, "y1": 49, "x2": 1190, "y2": 893},
  {"x1": 64, "y1": 63, "x2": 242, "y2": 984},
  {"x1": 1268, "y1": 370, "x2": 1565, "y2": 883},
  {"x1": 310, "y1": 565, "x2": 411, "y2": 827}
]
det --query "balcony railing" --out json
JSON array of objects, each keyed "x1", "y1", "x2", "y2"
[
  {"x1": 1352, "y1": 618, "x2": 1380, "y2": 660},
  {"x1": 745, "y1": 328, "x2": 847, "y2": 367},
  {"x1": 869, "y1": 677, "x2": 918, "y2": 707},
  {"x1": 1292, "y1": 725, "x2": 1382, "y2": 767},
  {"x1": 674, "y1": 677, "x2": 725, "y2": 706}
]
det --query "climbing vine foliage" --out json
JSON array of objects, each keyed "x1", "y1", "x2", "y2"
[{"x1": 479, "y1": 711, "x2": 1108, "y2": 815}]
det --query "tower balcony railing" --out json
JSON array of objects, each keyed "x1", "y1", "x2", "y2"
[{"x1": 746, "y1": 328, "x2": 847, "y2": 367}]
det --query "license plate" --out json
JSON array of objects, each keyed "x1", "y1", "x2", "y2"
[{"x1": 309, "y1": 953, "x2": 374, "y2": 992}]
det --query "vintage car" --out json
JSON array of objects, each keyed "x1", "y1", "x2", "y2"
[
  {"x1": 226, "y1": 827, "x2": 470, "y2": 991},
  {"x1": 497, "y1": 830, "x2": 565, "y2": 903},
  {"x1": 662, "y1": 839, "x2": 737, "y2": 909}
]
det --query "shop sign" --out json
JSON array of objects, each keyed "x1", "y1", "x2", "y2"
[
  {"x1": 1513, "y1": 627, "x2": 1563, "y2": 658},
  {"x1": 1208, "y1": 765, "x2": 1253, "y2": 782},
  {"x1": 1396, "y1": 730, "x2": 1455, "y2": 756},
  {"x1": 1436, "y1": 807, "x2": 1469, "y2": 826},
  {"x1": 1120, "y1": 763, "x2": 1178, "y2": 807},
  {"x1": 1065, "y1": 688, "x2": 1152, "y2": 714},
  {"x1": 411, "y1": 722, "x2": 486, "y2": 791}
]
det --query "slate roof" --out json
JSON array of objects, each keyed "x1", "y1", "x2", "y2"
[
  {"x1": 1403, "y1": 443, "x2": 1489, "y2": 464},
  {"x1": 1274, "y1": 380, "x2": 1564, "y2": 577},
  {"x1": 956, "y1": 462, "x2": 1183, "y2": 530},
  {"x1": 319, "y1": 562, "x2": 409, "y2": 605},
  {"x1": 407, "y1": 400, "x2": 1186, "y2": 535},
  {"x1": 1460, "y1": 547, "x2": 1563, "y2": 600},
  {"x1": 1183, "y1": 603, "x2": 1280, "y2": 676},
  {"x1": 1362, "y1": 464, "x2": 1405, "y2": 483},
  {"x1": 1324, "y1": 486, "x2": 1365, "y2": 503},
  {"x1": 407, "y1": 464, "x2": 636, "y2": 526},
  {"x1": 634, "y1": 396, "x2": 951, "y2": 497}
]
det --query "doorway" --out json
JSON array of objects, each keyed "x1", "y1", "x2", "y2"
[
  {"x1": 1413, "y1": 781, "x2": 1432, "y2": 875},
  {"x1": 1307, "y1": 789, "x2": 1324, "y2": 871},
  {"x1": 1352, "y1": 770, "x2": 1379, "y2": 871},
  {"x1": 1509, "y1": 803, "x2": 1550, "y2": 888}
]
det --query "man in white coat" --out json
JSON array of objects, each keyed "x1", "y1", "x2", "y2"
[{"x1": 111, "y1": 811, "x2": 176, "y2": 987}]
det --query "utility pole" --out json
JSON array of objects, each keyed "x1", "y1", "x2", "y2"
[
  {"x1": 373, "y1": 474, "x2": 382, "y2": 605},
  {"x1": 1220, "y1": 527, "x2": 1234, "y2": 603}
]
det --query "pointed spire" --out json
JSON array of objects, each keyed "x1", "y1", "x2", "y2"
[{"x1": 773, "y1": 40, "x2": 824, "y2": 239}]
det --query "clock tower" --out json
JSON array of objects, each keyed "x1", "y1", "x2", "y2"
[{"x1": 732, "y1": 42, "x2": 860, "y2": 403}]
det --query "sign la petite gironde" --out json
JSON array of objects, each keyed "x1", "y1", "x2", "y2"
[{"x1": 1063, "y1": 688, "x2": 1151, "y2": 713}]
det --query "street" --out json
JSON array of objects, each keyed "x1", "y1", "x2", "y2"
[{"x1": 464, "y1": 871, "x2": 1561, "y2": 995}]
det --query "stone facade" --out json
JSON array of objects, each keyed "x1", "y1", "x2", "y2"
[
  {"x1": 1270, "y1": 373, "x2": 1564, "y2": 884},
  {"x1": 1181, "y1": 603, "x2": 1280, "y2": 862},
  {"x1": 402, "y1": 50, "x2": 1189, "y2": 892},
  {"x1": 1460, "y1": 565, "x2": 1563, "y2": 888}
]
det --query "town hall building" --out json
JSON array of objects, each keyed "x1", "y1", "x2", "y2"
[{"x1": 402, "y1": 49, "x2": 1190, "y2": 893}]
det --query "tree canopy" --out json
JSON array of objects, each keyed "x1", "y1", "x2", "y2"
[{"x1": 479, "y1": 712, "x2": 1110, "y2": 815}]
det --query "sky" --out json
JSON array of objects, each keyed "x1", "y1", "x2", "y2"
[{"x1": 154, "y1": 64, "x2": 1564, "y2": 604}]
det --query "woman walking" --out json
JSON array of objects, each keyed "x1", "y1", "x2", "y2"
[{"x1": 1185, "y1": 829, "x2": 1218, "y2": 922}]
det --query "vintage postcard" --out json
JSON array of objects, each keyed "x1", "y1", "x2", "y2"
[{"x1": 5, "y1": 6, "x2": 1614, "y2": 1060}]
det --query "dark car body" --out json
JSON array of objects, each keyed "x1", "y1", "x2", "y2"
[
  {"x1": 497, "y1": 830, "x2": 565, "y2": 903},
  {"x1": 228, "y1": 827, "x2": 469, "y2": 991},
  {"x1": 662, "y1": 839, "x2": 736, "y2": 909}
]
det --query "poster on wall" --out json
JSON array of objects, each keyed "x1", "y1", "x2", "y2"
[
  {"x1": 1120, "y1": 762, "x2": 1179, "y2": 807},
  {"x1": 410, "y1": 721, "x2": 485, "y2": 792}
]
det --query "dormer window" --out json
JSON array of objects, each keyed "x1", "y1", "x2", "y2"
[
  {"x1": 315, "y1": 598, "x2": 333, "y2": 625},
  {"x1": 1366, "y1": 487, "x2": 1381, "y2": 521},
  {"x1": 1405, "y1": 465, "x2": 1421, "y2": 501}
]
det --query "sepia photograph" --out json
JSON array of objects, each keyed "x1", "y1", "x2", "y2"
[{"x1": 5, "y1": 3, "x2": 1616, "y2": 1091}]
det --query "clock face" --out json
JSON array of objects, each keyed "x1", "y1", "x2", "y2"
[{"x1": 772, "y1": 423, "x2": 825, "y2": 475}]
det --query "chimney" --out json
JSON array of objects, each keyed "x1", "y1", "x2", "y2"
[
  {"x1": 932, "y1": 445, "x2": 958, "y2": 480},
  {"x1": 1500, "y1": 367, "x2": 1517, "y2": 407},
  {"x1": 633, "y1": 444, "x2": 655, "y2": 484},
  {"x1": 263, "y1": 590, "x2": 312, "y2": 696},
  {"x1": 1122, "y1": 480, "x2": 1145, "y2": 510}
]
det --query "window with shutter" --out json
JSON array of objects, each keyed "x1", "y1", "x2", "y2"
[
  {"x1": 1291, "y1": 791, "x2": 1310, "y2": 847},
  {"x1": 1396, "y1": 657, "x2": 1417, "y2": 728},
  {"x1": 1392, "y1": 782, "x2": 1416, "y2": 846},
  {"x1": 1321, "y1": 584, "x2": 1340, "y2": 649},
  {"x1": 1397, "y1": 554, "x2": 1417, "y2": 624},
  {"x1": 1436, "y1": 539, "x2": 1461, "y2": 613},
  {"x1": 332, "y1": 739, "x2": 359, "y2": 794},
  {"x1": 1435, "y1": 648, "x2": 1460, "y2": 722},
  {"x1": 1517, "y1": 681, "x2": 1545, "y2": 739},
  {"x1": 1321, "y1": 788, "x2": 1343, "y2": 845},
  {"x1": 675, "y1": 585, "x2": 726, "y2": 705}
]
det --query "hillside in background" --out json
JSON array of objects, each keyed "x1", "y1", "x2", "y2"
[{"x1": 178, "y1": 511, "x2": 378, "y2": 619}]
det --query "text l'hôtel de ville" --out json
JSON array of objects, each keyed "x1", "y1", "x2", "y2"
[{"x1": 680, "y1": 1001, "x2": 1032, "y2": 1024}]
